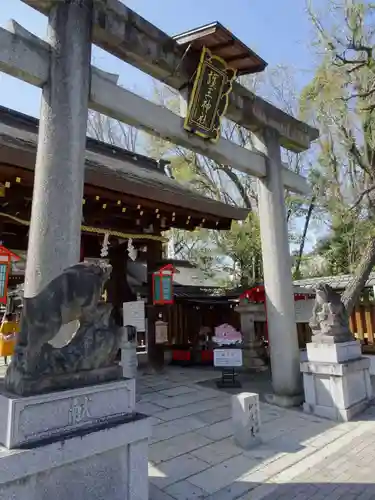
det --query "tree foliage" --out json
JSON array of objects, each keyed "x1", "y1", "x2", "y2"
[
  {"x1": 302, "y1": 0, "x2": 375, "y2": 311},
  {"x1": 149, "y1": 69, "x2": 317, "y2": 288}
]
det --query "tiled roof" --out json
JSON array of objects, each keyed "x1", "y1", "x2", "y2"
[
  {"x1": 127, "y1": 260, "x2": 224, "y2": 289},
  {"x1": 293, "y1": 273, "x2": 375, "y2": 290},
  {"x1": 0, "y1": 106, "x2": 248, "y2": 222}
]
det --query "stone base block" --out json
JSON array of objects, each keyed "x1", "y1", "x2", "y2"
[
  {"x1": 232, "y1": 392, "x2": 261, "y2": 450},
  {"x1": 242, "y1": 343, "x2": 268, "y2": 372},
  {"x1": 0, "y1": 413, "x2": 151, "y2": 500},
  {"x1": 0, "y1": 378, "x2": 135, "y2": 449},
  {"x1": 306, "y1": 340, "x2": 362, "y2": 364},
  {"x1": 264, "y1": 392, "x2": 304, "y2": 408},
  {"x1": 301, "y1": 357, "x2": 372, "y2": 421}
]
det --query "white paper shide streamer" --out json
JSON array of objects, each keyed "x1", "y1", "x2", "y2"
[
  {"x1": 100, "y1": 231, "x2": 110, "y2": 258},
  {"x1": 127, "y1": 238, "x2": 137, "y2": 261}
]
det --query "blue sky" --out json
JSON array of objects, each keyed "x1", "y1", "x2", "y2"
[
  {"x1": 0, "y1": 1, "x2": 321, "y2": 253},
  {"x1": 0, "y1": 0, "x2": 319, "y2": 116}
]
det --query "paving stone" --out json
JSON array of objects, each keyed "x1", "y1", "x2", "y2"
[
  {"x1": 357, "y1": 488, "x2": 375, "y2": 500},
  {"x1": 150, "y1": 416, "x2": 206, "y2": 443},
  {"x1": 137, "y1": 368, "x2": 375, "y2": 500},
  {"x1": 148, "y1": 416, "x2": 164, "y2": 427},
  {"x1": 196, "y1": 419, "x2": 232, "y2": 441},
  {"x1": 144, "y1": 381, "x2": 176, "y2": 392},
  {"x1": 137, "y1": 385, "x2": 155, "y2": 395},
  {"x1": 149, "y1": 453, "x2": 210, "y2": 489},
  {"x1": 164, "y1": 479, "x2": 206, "y2": 499},
  {"x1": 138, "y1": 392, "x2": 169, "y2": 403},
  {"x1": 265, "y1": 435, "x2": 305, "y2": 454},
  {"x1": 237, "y1": 483, "x2": 278, "y2": 500},
  {"x1": 136, "y1": 401, "x2": 166, "y2": 415},
  {"x1": 260, "y1": 420, "x2": 302, "y2": 442},
  {"x1": 259, "y1": 405, "x2": 285, "y2": 423},
  {"x1": 149, "y1": 431, "x2": 213, "y2": 464},
  {"x1": 188, "y1": 454, "x2": 260, "y2": 494},
  {"x1": 195, "y1": 405, "x2": 231, "y2": 425},
  {"x1": 154, "y1": 390, "x2": 222, "y2": 409},
  {"x1": 203, "y1": 479, "x2": 260, "y2": 500},
  {"x1": 189, "y1": 437, "x2": 243, "y2": 465},
  {"x1": 242, "y1": 449, "x2": 311, "y2": 479},
  {"x1": 304, "y1": 427, "x2": 348, "y2": 448},
  {"x1": 154, "y1": 398, "x2": 229, "y2": 422},
  {"x1": 243, "y1": 446, "x2": 286, "y2": 465},
  {"x1": 149, "y1": 483, "x2": 176, "y2": 500},
  {"x1": 159, "y1": 386, "x2": 197, "y2": 397}
]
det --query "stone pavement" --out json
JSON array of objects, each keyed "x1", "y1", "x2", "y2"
[
  {"x1": 1, "y1": 360, "x2": 374, "y2": 499},
  {"x1": 135, "y1": 366, "x2": 375, "y2": 500}
]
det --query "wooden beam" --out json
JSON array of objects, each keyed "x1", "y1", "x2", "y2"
[
  {"x1": 21, "y1": 0, "x2": 319, "y2": 152},
  {"x1": 0, "y1": 25, "x2": 310, "y2": 195}
]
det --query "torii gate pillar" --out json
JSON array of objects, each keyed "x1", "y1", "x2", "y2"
[
  {"x1": 24, "y1": 0, "x2": 92, "y2": 301},
  {"x1": 256, "y1": 128, "x2": 303, "y2": 405}
]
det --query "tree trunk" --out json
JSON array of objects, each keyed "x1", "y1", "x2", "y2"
[
  {"x1": 341, "y1": 236, "x2": 375, "y2": 315},
  {"x1": 293, "y1": 198, "x2": 315, "y2": 279}
]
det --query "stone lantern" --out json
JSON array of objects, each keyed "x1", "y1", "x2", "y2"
[{"x1": 235, "y1": 300, "x2": 268, "y2": 372}]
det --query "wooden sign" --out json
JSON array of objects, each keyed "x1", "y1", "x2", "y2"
[
  {"x1": 155, "y1": 320, "x2": 168, "y2": 344},
  {"x1": 184, "y1": 47, "x2": 237, "y2": 143},
  {"x1": 0, "y1": 246, "x2": 20, "y2": 304},
  {"x1": 152, "y1": 264, "x2": 174, "y2": 305}
]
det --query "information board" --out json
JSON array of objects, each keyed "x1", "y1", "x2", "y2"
[
  {"x1": 123, "y1": 300, "x2": 146, "y2": 332},
  {"x1": 214, "y1": 348, "x2": 243, "y2": 368}
]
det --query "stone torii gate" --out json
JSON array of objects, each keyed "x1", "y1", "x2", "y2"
[{"x1": 0, "y1": 0, "x2": 318, "y2": 406}]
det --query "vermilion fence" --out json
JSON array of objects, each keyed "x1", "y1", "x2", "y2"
[
  {"x1": 350, "y1": 303, "x2": 375, "y2": 350},
  {"x1": 157, "y1": 299, "x2": 375, "y2": 352}
]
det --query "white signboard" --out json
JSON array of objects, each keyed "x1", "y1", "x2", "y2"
[
  {"x1": 294, "y1": 299, "x2": 314, "y2": 324},
  {"x1": 214, "y1": 348, "x2": 243, "y2": 368},
  {"x1": 123, "y1": 300, "x2": 146, "y2": 332}
]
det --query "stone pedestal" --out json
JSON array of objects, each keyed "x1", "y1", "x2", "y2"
[
  {"x1": 0, "y1": 379, "x2": 151, "y2": 500},
  {"x1": 121, "y1": 344, "x2": 138, "y2": 378},
  {"x1": 232, "y1": 392, "x2": 261, "y2": 449},
  {"x1": 0, "y1": 415, "x2": 150, "y2": 500},
  {"x1": 236, "y1": 302, "x2": 268, "y2": 372},
  {"x1": 0, "y1": 379, "x2": 135, "y2": 449},
  {"x1": 121, "y1": 326, "x2": 138, "y2": 379},
  {"x1": 301, "y1": 341, "x2": 372, "y2": 421}
]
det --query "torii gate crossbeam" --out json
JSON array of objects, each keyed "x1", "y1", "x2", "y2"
[{"x1": 0, "y1": 1, "x2": 318, "y2": 405}]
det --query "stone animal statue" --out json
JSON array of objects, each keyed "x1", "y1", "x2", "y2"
[
  {"x1": 309, "y1": 283, "x2": 354, "y2": 343},
  {"x1": 5, "y1": 262, "x2": 123, "y2": 396}
]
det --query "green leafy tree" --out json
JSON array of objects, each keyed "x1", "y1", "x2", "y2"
[
  {"x1": 214, "y1": 213, "x2": 263, "y2": 287},
  {"x1": 301, "y1": 0, "x2": 375, "y2": 311}
]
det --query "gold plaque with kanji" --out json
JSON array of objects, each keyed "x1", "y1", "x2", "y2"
[{"x1": 184, "y1": 47, "x2": 237, "y2": 143}]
